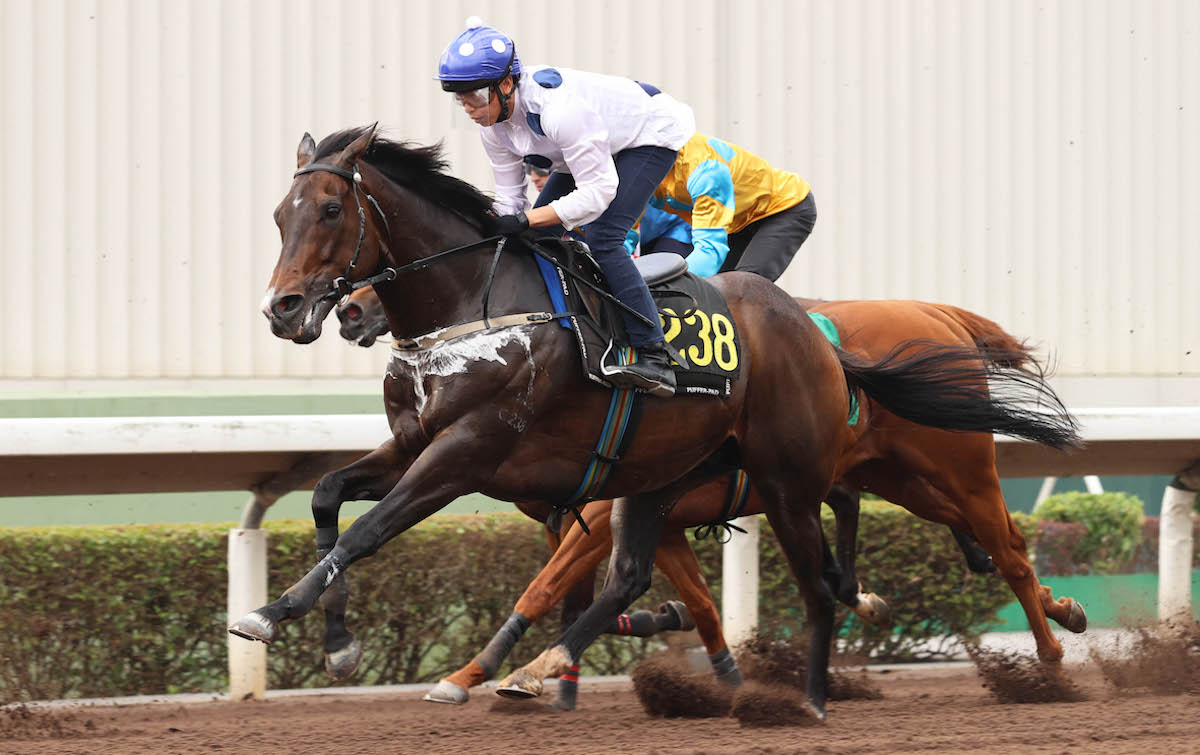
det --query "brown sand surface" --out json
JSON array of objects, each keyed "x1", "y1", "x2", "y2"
[{"x1": 4, "y1": 666, "x2": 1199, "y2": 755}]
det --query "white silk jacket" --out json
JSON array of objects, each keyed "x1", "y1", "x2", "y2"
[{"x1": 479, "y1": 66, "x2": 696, "y2": 229}]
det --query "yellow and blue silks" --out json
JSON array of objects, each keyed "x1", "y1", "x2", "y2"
[{"x1": 651, "y1": 132, "x2": 810, "y2": 277}]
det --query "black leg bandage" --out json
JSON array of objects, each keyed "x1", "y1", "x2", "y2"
[
  {"x1": 316, "y1": 526, "x2": 339, "y2": 555},
  {"x1": 709, "y1": 646, "x2": 743, "y2": 685},
  {"x1": 473, "y1": 612, "x2": 531, "y2": 677}
]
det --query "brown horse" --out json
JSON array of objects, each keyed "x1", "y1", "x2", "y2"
[
  {"x1": 336, "y1": 285, "x2": 1004, "y2": 700},
  {"x1": 336, "y1": 286, "x2": 391, "y2": 347},
  {"x1": 338, "y1": 282, "x2": 994, "y2": 581},
  {"x1": 422, "y1": 299, "x2": 1088, "y2": 707},
  {"x1": 233, "y1": 126, "x2": 1079, "y2": 718}
]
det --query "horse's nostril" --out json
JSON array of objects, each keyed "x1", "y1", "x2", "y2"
[
  {"x1": 343, "y1": 304, "x2": 363, "y2": 321},
  {"x1": 272, "y1": 294, "x2": 304, "y2": 317}
]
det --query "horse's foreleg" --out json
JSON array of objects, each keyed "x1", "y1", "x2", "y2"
[
  {"x1": 310, "y1": 443, "x2": 407, "y2": 681},
  {"x1": 425, "y1": 500, "x2": 616, "y2": 706},
  {"x1": 825, "y1": 485, "x2": 891, "y2": 627},
  {"x1": 229, "y1": 433, "x2": 501, "y2": 646},
  {"x1": 496, "y1": 492, "x2": 670, "y2": 701}
]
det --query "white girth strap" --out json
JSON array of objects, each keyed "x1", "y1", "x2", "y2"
[{"x1": 390, "y1": 312, "x2": 555, "y2": 353}]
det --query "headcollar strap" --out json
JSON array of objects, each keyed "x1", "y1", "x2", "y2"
[{"x1": 295, "y1": 162, "x2": 358, "y2": 182}]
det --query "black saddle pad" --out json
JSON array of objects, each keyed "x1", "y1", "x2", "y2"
[{"x1": 533, "y1": 241, "x2": 742, "y2": 398}]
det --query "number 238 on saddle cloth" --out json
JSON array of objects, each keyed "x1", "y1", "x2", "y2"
[{"x1": 531, "y1": 242, "x2": 742, "y2": 398}]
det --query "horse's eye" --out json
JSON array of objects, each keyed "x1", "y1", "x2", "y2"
[{"x1": 324, "y1": 203, "x2": 342, "y2": 220}]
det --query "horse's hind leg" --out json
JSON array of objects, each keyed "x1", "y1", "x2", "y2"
[
  {"x1": 760, "y1": 493, "x2": 837, "y2": 719},
  {"x1": 877, "y1": 451, "x2": 1086, "y2": 662},
  {"x1": 426, "y1": 501, "x2": 616, "y2": 705},
  {"x1": 963, "y1": 483, "x2": 1085, "y2": 661},
  {"x1": 496, "y1": 491, "x2": 673, "y2": 700},
  {"x1": 952, "y1": 528, "x2": 997, "y2": 573},
  {"x1": 652, "y1": 527, "x2": 742, "y2": 685},
  {"x1": 310, "y1": 444, "x2": 405, "y2": 680},
  {"x1": 825, "y1": 485, "x2": 891, "y2": 627}
]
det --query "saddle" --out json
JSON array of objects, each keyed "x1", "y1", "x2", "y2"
[{"x1": 530, "y1": 238, "x2": 743, "y2": 398}]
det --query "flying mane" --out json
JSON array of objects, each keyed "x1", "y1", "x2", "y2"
[{"x1": 313, "y1": 126, "x2": 496, "y2": 227}]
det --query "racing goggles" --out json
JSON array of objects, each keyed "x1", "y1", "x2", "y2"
[{"x1": 452, "y1": 86, "x2": 491, "y2": 110}]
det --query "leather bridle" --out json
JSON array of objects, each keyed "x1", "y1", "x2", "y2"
[{"x1": 294, "y1": 161, "x2": 394, "y2": 302}]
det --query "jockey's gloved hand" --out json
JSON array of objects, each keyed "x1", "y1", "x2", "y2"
[{"x1": 493, "y1": 211, "x2": 530, "y2": 236}]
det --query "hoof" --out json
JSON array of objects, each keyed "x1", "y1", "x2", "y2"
[
  {"x1": 715, "y1": 666, "x2": 744, "y2": 686},
  {"x1": 423, "y1": 679, "x2": 470, "y2": 705},
  {"x1": 660, "y1": 600, "x2": 696, "y2": 632},
  {"x1": 496, "y1": 670, "x2": 543, "y2": 700},
  {"x1": 808, "y1": 701, "x2": 827, "y2": 723},
  {"x1": 324, "y1": 637, "x2": 362, "y2": 681},
  {"x1": 853, "y1": 593, "x2": 893, "y2": 628},
  {"x1": 1064, "y1": 599, "x2": 1088, "y2": 634},
  {"x1": 228, "y1": 611, "x2": 277, "y2": 644}
]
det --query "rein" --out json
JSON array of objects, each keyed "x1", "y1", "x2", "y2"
[{"x1": 297, "y1": 160, "x2": 657, "y2": 335}]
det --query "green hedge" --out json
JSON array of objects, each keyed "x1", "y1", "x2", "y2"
[
  {"x1": 1032, "y1": 492, "x2": 1145, "y2": 574},
  {"x1": 0, "y1": 504, "x2": 1016, "y2": 701}
]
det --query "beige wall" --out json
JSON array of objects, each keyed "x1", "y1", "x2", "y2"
[{"x1": 1, "y1": 0, "x2": 1196, "y2": 395}]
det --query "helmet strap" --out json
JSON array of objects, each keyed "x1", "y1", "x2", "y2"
[
  {"x1": 492, "y1": 46, "x2": 518, "y2": 124},
  {"x1": 493, "y1": 82, "x2": 512, "y2": 123}
]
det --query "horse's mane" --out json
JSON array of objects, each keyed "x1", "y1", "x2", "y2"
[{"x1": 313, "y1": 126, "x2": 495, "y2": 226}]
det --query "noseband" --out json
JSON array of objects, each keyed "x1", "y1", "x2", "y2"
[{"x1": 294, "y1": 161, "x2": 394, "y2": 301}]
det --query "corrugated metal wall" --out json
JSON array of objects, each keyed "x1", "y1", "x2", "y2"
[{"x1": 1, "y1": 0, "x2": 1195, "y2": 380}]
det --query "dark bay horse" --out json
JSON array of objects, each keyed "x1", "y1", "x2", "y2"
[
  {"x1": 327, "y1": 293, "x2": 1079, "y2": 706},
  {"x1": 232, "y1": 126, "x2": 1080, "y2": 718}
]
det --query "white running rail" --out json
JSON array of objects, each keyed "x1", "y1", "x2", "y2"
[{"x1": 1, "y1": 408, "x2": 1196, "y2": 698}]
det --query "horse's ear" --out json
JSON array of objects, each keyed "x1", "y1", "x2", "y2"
[
  {"x1": 297, "y1": 132, "x2": 316, "y2": 168},
  {"x1": 334, "y1": 123, "x2": 377, "y2": 168}
]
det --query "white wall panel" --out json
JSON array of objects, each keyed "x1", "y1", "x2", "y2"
[{"x1": 0, "y1": 0, "x2": 1195, "y2": 383}]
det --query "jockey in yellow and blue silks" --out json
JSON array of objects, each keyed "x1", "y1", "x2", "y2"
[
  {"x1": 652, "y1": 132, "x2": 816, "y2": 282},
  {"x1": 437, "y1": 19, "x2": 696, "y2": 397}
]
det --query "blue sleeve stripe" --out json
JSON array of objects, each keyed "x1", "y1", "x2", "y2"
[
  {"x1": 663, "y1": 195, "x2": 693, "y2": 213},
  {"x1": 705, "y1": 136, "x2": 736, "y2": 162},
  {"x1": 686, "y1": 159, "x2": 735, "y2": 210}
]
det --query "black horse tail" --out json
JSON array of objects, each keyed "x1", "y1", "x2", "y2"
[{"x1": 838, "y1": 339, "x2": 1082, "y2": 450}]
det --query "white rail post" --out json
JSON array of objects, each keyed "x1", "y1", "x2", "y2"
[
  {"x1": 1158, "y1": 464, "x2": 1199, "y2": 622},
  {"x1": 228, "y1": 515, "x2": 268, "y2": 701},
  {"x1": 1035, "y1": 477, "x2": 1058, "y2": 506},
  {"x1": 225, "y1": 452, "x2": 345, "y2": 701},
  {"x1": 721, "y1": 514, "x2": 760, "y2": 648}
]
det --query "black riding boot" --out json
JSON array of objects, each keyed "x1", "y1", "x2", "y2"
[{"x1": 610, "y1": 342, "x2": 676, "y2": 398}]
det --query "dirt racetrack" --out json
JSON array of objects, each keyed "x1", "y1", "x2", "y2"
[{"x1": 5, "y1": 665, "x2": 1199, "y2": 755}]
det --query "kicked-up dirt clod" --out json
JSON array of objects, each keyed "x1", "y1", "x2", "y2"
[
  {"x1": 966, "y1": 645, "x2": 1087, "y2": 704},
  {"x1": 631, "y1": 652, "x2": 733, "y2": 718},
  {"x1": 730, "y1": 681, "x2": 824, "y2": 728},
  {"x1": 1090, "y1": 620, "x2": 1200, "y2": 696}
]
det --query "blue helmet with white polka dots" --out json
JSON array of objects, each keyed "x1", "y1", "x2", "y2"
[{"x1": 437, "y1": 19, "x2": 522, "y2": 92}]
